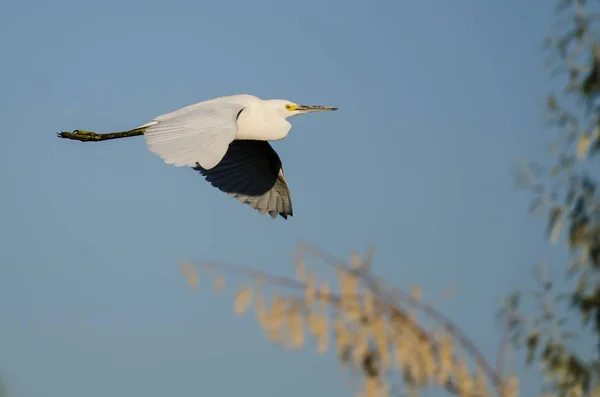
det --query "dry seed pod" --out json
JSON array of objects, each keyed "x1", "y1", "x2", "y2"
[
  {"x1": 417, "y1": 337, "x2": 437, "y2": 380},
  {"x1": 363, "y1": 291, "x2": 375, "y2": 317},
  {"x1": 265, "y1": 321, "x2": 282, "y2": 344},
  {"x1": 436, "y1": 333, "x2": 453, "y2": 385},
  {"x1": 305, "y1": 275, "x2": 316, "y2": 307},
  {"x1": 316, "y1": 329, "x2": 329, "y2": 354},
  {"x1": 318, "y1": 282, "x2": 330, "y2": 305},
  {"x1": 180, "y1": 263, "x2": 199, "y2": 288},
  {"x1": 503, "y1": 374, "x2": 519, "y2": 397},
  {"x1": 363, "y1": 378, "x2": 379, "y2": 397},
  {"x1": 289, "y1": 308, "x2": 305, "y2": 349},
  {"x1": 472, "y1": 365, "x2": 490, "y2": 397},
  {"x1": 410, "y1": 285, "x2": 422, "y2": 301},
  {"x1": 296, "y1": 259, "x2": 307, "y2": 282},
  {"x1": 335, "y1": 318, "x2": 351, "y2": 358},
  {"x1": 371, "y1": 318, "x2": 391, "y2": 369},
  {"x1": 337, "y1": 269, "x2": 360, "y2": 301},
  {"x1": 214, "y1": 276, "x2": 225, "y2": 291},
  {"x1": 351, "y1": 253, "x2": 363, "y2": 269},
  {"x1": 308, "y1": 311, "x2": 329, "y2": 354},
  {"x1": 452, "y1": 355, "x2": 474, "y2": 397},
  {"x1": 255, "y1": 292, "x2": 269, "y2": 329},
  {"x1": 234, "y1": 286, "x2": 253, "y2": 314},
  {"x1": 352, "y1": 327, "x2": 370, "y2": 368},
  {"x1": 308, "y1": 312, "x2": 325, "y2": 336}
]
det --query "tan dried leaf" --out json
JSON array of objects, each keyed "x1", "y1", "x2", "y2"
[
  {"x1": 276, "y1": 299, "x2": 295, "y2": 343},
  {"x1": 317, "y1": 282, "x2": 330, "y2": 309},
  {"x1": 417, "y1": 337, "x2": 437, "y2": 380},
  {"x1": 351, "y1": 252, "x2": 362, "y2": 269},
  {"x1": 411, "y1": 285, "x2": 422, "y2": 301},
  {"x1": 452, "y1": 354, "x2": 474, "y2": 396},
  {"x1": 363, "y1": 291, "x2": 374, "y2": 316},
  {"x1": 180, "y1": 263, "x2": 198, "y2": 288},
  {"x1": 577, "y1": 134, "x2": 592, "y2": 160},
  {"x1": 308, "y1": 311, "x2": 329, "y2": 354},
  {"x1": 334, "y1": 315, "x2": 351, "y2": 360},
  {"x1": 472, "y1": 364, "x2": 490, "y2": 397},
  {"x1": 234, "y1": 286, "x2": 253, "y2": 314},
  {"x1": 335, "y1": 331, "x2": 348, "y2": 359},
  {"x1": 296, "y1": 259, "x2": 307, "y2": 282},
  {"x1": 363, "y1": 378, "x2": 380, "y2": 397},
  {"x1": 393, "y1": 335, "x2": 406, "y2": 369},
  {"x1": 265, "y1": 320, "x2": 281, "y2": 344},
  {"x1": 391, "y1": 317, "x2": 415, "y2": 368},
  {"x1": 372, "y1": 318, "x2": 391, "y2": 369},
  {"x1": 402, "y1": 328, "x2": 428, "y2": 386},
  {"x1": 352, "y1": 328, "x2": 369, "y2": 367},
  {"x1": 259, "y1": 293, "x2": 284, "y2": 343},
  {"x1": 305, "y1": 274, "x2": 316, "y2": 307},
  {"x1": 308, "y1": 312, "x2": 326, "y2": 336},
  {"x1": 407, "y1": 349, "x2": 425, "y2": 387},
  {"x1": 436, "y1": 333, "x2": 453, "y2": 385},
  {"x1": 255, "y1": 290, "x2": 268, "y2": 329},
  {"x1": 214, "y1": 276, "x2": 225, "y2": 291},
  {"x1": 270, "y1": 296, "x2": 287, "y2": 326},
  {"x1": 341, "y1": 300, "x2": 363, "y2": 323},
  {"x1": 317, "y1": 329, "x2": 329, "y2": 354},
  {"x1": 337, "y1": 269, "x2": 359, "y2": 299},
  {"x1": 287, "y1": 307, "x2": 304, "y2": 349},
  {"x1": 503, "y1": 374, "x2": 520, "y2": 397},
  {"x1": 254, "y1": 275, "x2": 264, "y2": 288}
]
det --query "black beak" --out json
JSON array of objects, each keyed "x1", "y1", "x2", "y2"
[{"x1": 296, "y1": 105, "x2": 338, "y2": 113}]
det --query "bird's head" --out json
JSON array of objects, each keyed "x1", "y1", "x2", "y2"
[{"x1": 268, "y1": 99, "x2": 338, "y2": 119}]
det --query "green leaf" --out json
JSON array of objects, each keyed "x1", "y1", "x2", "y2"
[
  {"x1": 576, "y1": 272, "x2": 588, "y2": 296},
  {"x1": 548, "y1": 206, "x2": 564, "y2": 243},
  {"x1": 577, "y1": 134, "x2": 592, "y2": 159},
  {"x1": 526, "y1": 331, "x2": 541, "y2": 365},
  {"x1": 547, "y1": 94, "x2": 559, "y2": 111},
  {"x1": 569, "y1": 218, "x2": 589, "y2": 248}
]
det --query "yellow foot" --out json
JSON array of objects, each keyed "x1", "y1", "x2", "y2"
[{"x1": 57, "y1": 129, "x2": 100, "y2": 141}]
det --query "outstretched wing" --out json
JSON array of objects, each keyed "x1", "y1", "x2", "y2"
[
  {"x1": 144, "y1": 102, "x2": 245, "y2": 170},
  {"x1": 192, "y1": 140, "x2": 293, "y2": 219}
]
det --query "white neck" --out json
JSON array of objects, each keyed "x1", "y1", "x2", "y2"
[{"x1": 235, "y1": 101, "x2": 291, "y2": 141}]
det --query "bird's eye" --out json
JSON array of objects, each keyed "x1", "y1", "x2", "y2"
[{"x1": 285, "y1": 104, "x2": 292, "y2": 110}]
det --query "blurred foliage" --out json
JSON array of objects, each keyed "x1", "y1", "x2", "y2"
[
  {"x1": 181, "y1": 244, "x2": 513, "y2": 397},
  {"x1": 506, "y1": 0, "x2": 600, "y2": 396}
]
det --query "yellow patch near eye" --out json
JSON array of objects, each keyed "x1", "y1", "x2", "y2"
[{"x1": 285, "y1": 104, "x2": 299, "y2": 111}]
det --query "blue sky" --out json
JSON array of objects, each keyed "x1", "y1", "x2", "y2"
[{"x1": 0, "y1": 0, "x2": 563, "y2": 396}]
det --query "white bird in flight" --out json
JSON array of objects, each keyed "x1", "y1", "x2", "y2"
[{"x1": 58, "y1": 94, "x2": 338, "y2": 219}]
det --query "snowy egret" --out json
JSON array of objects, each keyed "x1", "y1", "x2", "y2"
[{"x1": 58, "y1": 94, "x2": 338, "y2": 219}]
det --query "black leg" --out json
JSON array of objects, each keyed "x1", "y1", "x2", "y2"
[{"x1": 57, "y1": 127, "x2": 147, "y2": 142}]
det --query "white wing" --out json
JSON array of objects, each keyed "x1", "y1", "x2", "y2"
[{"x1": 144, "y1": 102, "x2": 246, "y2": 170}]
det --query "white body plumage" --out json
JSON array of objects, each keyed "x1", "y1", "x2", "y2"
[
  {"x1": 140, "y1": 94, "x2": 296, "y2": 170},
  {"x1": 133, "y1": 94, "x2": 336, "y2": 218}
]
